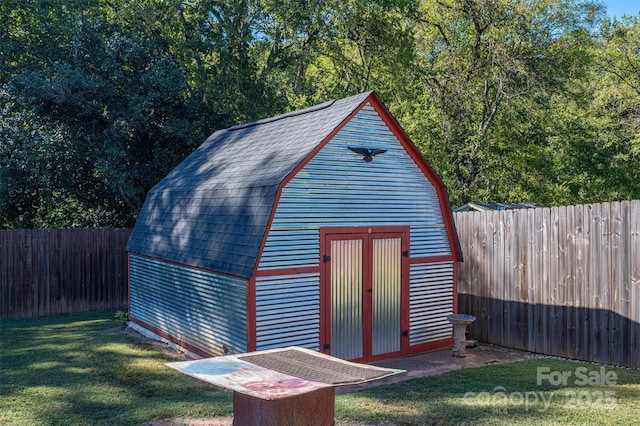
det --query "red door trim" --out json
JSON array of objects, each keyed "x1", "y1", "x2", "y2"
[
  {"x1": 368, "y1": 231, "x2": 409, "y2": 361},
  {"x1": 400, "y1": 232, "x2": 411, "y2": 355},
  {"x1": 321, "y1": 226, "x2": 410, "y2": 236},
  {"x1": 362, "y1": 235, "x2": 373, "y2": 360},
  {"x1": 320, "y1": 226, "x2": 410, "y2": 362},
  {"x1": 319, "y1": 232, "x2": 366, "y2": 356}
]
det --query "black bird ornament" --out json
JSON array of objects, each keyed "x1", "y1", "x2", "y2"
[{"x1": 347, "y1": 146, "x2": 387, "y2": 162}]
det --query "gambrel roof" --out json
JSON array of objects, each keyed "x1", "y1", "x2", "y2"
[{"x1": 126, "y1": 91, "x2": 460, "y2": 278}]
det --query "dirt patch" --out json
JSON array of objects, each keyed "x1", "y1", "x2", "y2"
[
  {"x1": 142, "y1": 417, "x2": 388, "y2": 426},
  {"x1": 142, "y1": 418, "x2": 422, "y2": 426},
  {"x1": 123, "y1": 326, "x2": 197, "y2": 361},
  {"x1": 142, "y1": 417, "x2": 233, "y2": 426}
]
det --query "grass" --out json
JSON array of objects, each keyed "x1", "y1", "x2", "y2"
[
  {"x1": 0, "y1": 311, "x2": 232, "y2": 426},
  {"x1": 336, "y1": 359, "x2": 640, "y2": 425},
  {"x1": 1, "y1": 311, "x2": 639, "y2": 425}
]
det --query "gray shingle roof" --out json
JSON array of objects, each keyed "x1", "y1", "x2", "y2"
[{"x1": 126, "y1": 92, "x2": 373, "y2": 278}]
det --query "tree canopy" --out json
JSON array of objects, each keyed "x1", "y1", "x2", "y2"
[{"x1": 1, "y1": 0, "x2": 638, "y2": 228}]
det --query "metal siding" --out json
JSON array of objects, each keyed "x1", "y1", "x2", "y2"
[
  {"x1": 129, "y1": 255, "x2": 247, "y2": 354},
  {"x1": 409, "y1": 262, "x2": 454, "y2": 344},
  {"x1": 258, "y1": 104, "x2": 451, "y2": 270},
  {"x1": 372, "y1": 238, "x2": 401, "y2": 356},
  {"x1": 255, "y1": 272, "x2": 321, "y2": 350},
  {"x1": 331, "y1": 240, "x2": 363, "y2": 360}
]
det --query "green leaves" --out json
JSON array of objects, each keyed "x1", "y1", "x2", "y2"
[
  {"x1": 405, "y1": 0, "x2": 613, "y2": 206},
  {"x1": 1, "y1": 15, "x2": 199, "y2": 228},
  {"x1": 1, "y1": 0, "x2": 639, "y2": 228}
]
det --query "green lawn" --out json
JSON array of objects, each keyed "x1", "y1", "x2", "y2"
[
  {"x1": 0, "y1": 311, "x2": 232, "y2": 426},
  {"x1": 1, "y1": 311, "x2": 639, "y2": 425},
  {"x1": 336, "y1": 359, "x2": 640, "y2": 425}
]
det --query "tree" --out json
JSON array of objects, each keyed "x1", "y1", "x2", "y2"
[
  {"x1": 587, "y1": 15, "x2": 640, "y2": 200},
  {"x1": 2, "y1": 0, "x2": 637, "y2": 228},
  {"x1": 0, "y1": 18, "x2": 201, "y2": 227},
  {"x1": 0, "y1": 0, "x2": 289, "y2": 228},
  {"x1": 407, "y1": 0, "x2": 603, "y2": 206}
]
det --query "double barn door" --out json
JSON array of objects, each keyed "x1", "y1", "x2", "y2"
[{"x1": 320, "y1": 227, "x2": 410, "y2": 361}]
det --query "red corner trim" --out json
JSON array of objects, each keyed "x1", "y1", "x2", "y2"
[
  {"x1": 409, "y1": 255, "x2": 458, "y2": 264},
  {"x1": 254, "y1": 266, "x2": 320, "y2": 278},
  {"x1": 246, "y1": 277, "x2": 257, "y2": 352},
  {"x1": 127, "y1": 253, "x2": 131, "y2": 319},
  {"x1": 453, "y1": 261, "x2": 459, "y2": 314}
]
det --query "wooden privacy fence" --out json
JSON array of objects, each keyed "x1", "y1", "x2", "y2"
[
  {"x1": 0, "y1": 228, "x2": 131, "y2": 319},
  {"x1": 454, "y1": 200, "x2": 640, "y2": 368}
]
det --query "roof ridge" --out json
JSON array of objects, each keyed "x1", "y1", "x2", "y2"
[{"x1": 228, "y1": 99, "x2": 337, "y2": 131}]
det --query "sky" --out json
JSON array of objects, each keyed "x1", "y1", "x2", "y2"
[{"x1": 601, "y1": 0, "x2": 640, "y2": 19}]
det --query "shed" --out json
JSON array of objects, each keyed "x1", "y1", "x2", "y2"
[{"x1": 126, "y1": 91, "x2": 462, "y2": 362}]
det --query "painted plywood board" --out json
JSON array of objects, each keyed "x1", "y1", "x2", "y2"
[{"x1": 167, "y1": 346, "x2": 404, "y2": 400}]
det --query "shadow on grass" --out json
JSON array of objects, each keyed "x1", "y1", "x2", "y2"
[
  {"x1": 0, "y1": 311, "x2": 232, "y2": 426},
  {"x1": 335, "y1": 358, "x2": 640, "y2": 425},
  {"x1": 3, "y1": 311, "x2": 640, "y2": 425}
]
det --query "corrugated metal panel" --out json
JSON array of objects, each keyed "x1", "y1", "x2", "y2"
[
  {"x1": 331, "y1": 240, "x2": 363, "y2": 360},
  {"x1": 129, "y1": 255, "x2": 247, "y2": 355},
  {"x1": 372, "y1": 238, "x2": 401, "y2": 356},
  {"x1": 255, "y1": 272, "x2": 320, "y2": 350},
  {"x1": 258, "y1": 104, "x2": 451, "y2": 270},
  {"x1": 409, "y1": 262, "x2": 454, "y2": 344}
]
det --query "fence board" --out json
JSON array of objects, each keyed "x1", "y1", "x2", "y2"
[
  {"x1": 575, "y1": 203, "x2": 584, "y2": 360},
  {"x1": 619, "y1": 201, "x2": 630, "y2": 366},
  {"x1": 503, "y1": 211, "x2": 515, "y2": 348},
  {"x1": 591, "y1": 203, "x2": 603, "y2": 364},
  {"x1": 550, "y1": 207, "x2": 562, "y2": 357},
  {"x1": 528, "y1": 208, "x2": 538, "y2": 352},
  {"x1": 0, "y1": 228, "x2": 131, "y2": 319},
  {"x1": 473, "y1": 211, "x2": 488, "y2": 341},
  {"x1": 563, "y1": 204, "x2": 575, "y2": 360},
  {"x1": 488, "y1": 211, "x2": 501, "y2": 346},
  {"x1": 455, "y1": 201, "x2": 640, "y2": 368},
  {"x1": 631, "y1": 200, "x2": 640, "y2": 368}
]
